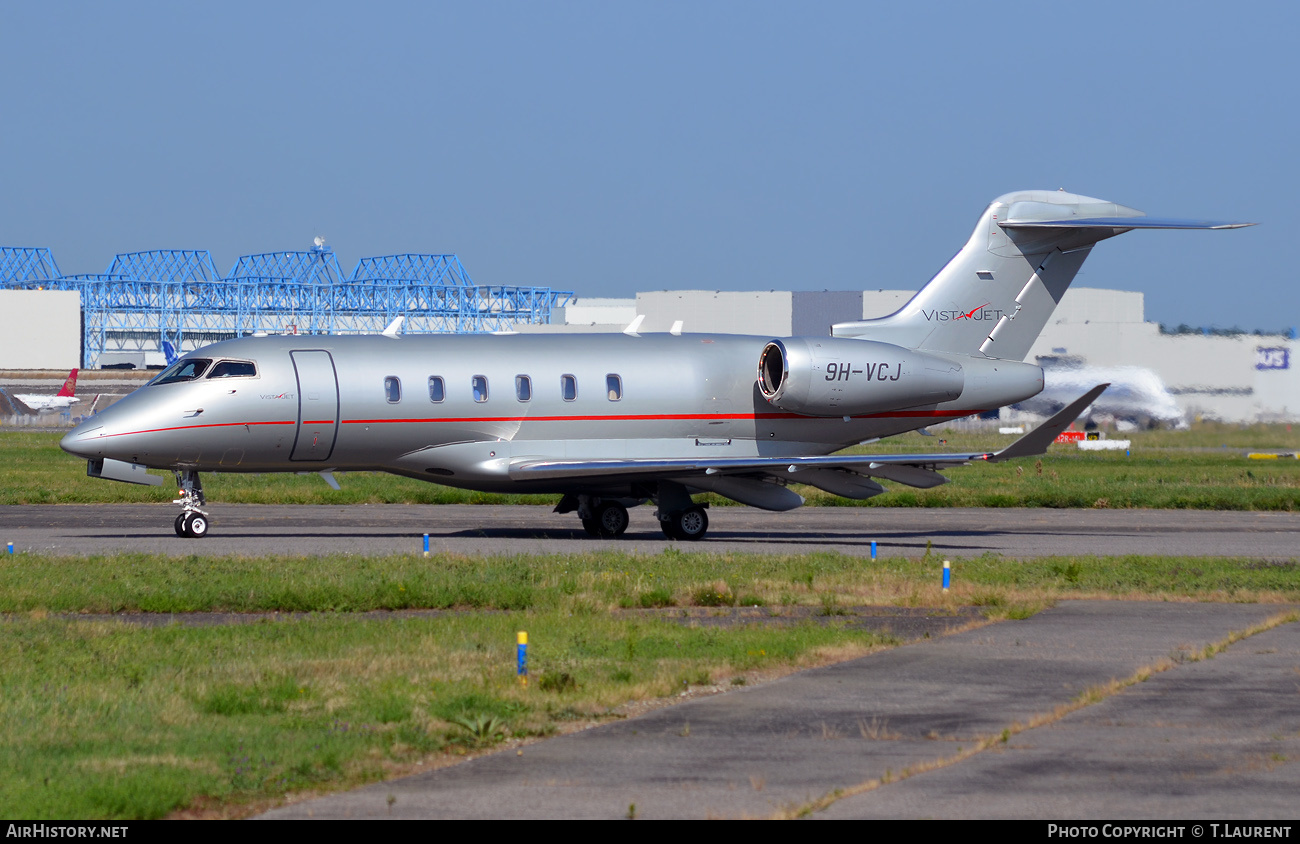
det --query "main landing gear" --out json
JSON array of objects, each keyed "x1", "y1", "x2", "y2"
[
  {"x1": 658, "y1": 504, "x2": 709, "y2": 541},
  {"x1": 583, "y1": 500, "x2": 630, "y2": 537},
  {"x1": 555, "y1": 495, "x2": 632, "y2": 537},
  {"x1": 172, "y1": 470, "x2": 210, "y2": 538},
  {"x1": 556, "y1": 484, "x2": 711, "y2": 541},
  {"x1": 654, "y1": 479, "x2": 708, "y2": 541}
]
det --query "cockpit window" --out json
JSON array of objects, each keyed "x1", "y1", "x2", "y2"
[
  {"x1": 206, "y1": 360, "x2": 257, "y2": 379},
  {"x1": 150, "y1": 358, "x2": 212, "y2": 385}
]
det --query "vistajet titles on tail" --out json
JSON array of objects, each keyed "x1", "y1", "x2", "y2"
[{"x1": 61, "y1": 191, "x2": 1251, "y2": 539}]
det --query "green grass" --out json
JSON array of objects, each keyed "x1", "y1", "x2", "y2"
[
  {"x1": 2, "y1": 612, "x2": 879, "y2": 819},
  {"x1": 2, "y1": 546, "x2": 1297, "y2": 818},
  {"x1": 4, "y1": 425, "x2": 1298, "y2": 509},
  {"x1": 3, "y1": 548, "x2": 1297, "y2": 616}
]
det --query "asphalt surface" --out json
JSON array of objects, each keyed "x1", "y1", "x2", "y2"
[
  {"x1": 259, "y1": 601, "x2": 1299, "y2": 820},
  {"x1": 2, "y1": 503, "x2": 1298, "y2": 559}
]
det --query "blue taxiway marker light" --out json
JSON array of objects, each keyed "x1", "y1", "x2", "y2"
[
  {"x1": 943, "y1": 560, "x2": 951, "y2": 592},
  {"x1": 871, "y1": 540, "x2": 877, "y2": 560},
  {"x1": 423, "y1": 533, "x2": 430, "y2": 557},
  {"x1": 517, "y1": 631, "x2": 528, "y2": 686},
  {"x1": 6, "y1": 542, "x2": 12, "y2": 555}
]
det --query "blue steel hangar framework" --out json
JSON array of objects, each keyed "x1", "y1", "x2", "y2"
[{"x1": 0, "y1": 245, "x2": 572, "y2": 368}]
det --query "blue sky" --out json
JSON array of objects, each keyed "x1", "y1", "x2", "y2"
[{"x1": 1, "y1": 1, "x2": 1293, "y2": 330}]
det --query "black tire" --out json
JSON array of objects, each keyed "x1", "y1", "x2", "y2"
[
  {"x1": 676, "y1": 506, "x2": 708, "y2": 540},
  {"x1": 174, "y1": 514, "x2": 187, "y2": 536},
  {"x1": 581, "y1": 517, "x2": 601, "y2": 537},
  {"x1": 594, "y1": 502, "x2": 630, "y2": 537},
  {"x1": 662, "y1": 506, "x2": 708, "y2": 541},
  {"x1": 184, "y1": 513, "x2": 209, "y2": 539}
]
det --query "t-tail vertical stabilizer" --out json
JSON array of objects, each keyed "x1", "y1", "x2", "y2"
[{"x1": 831, "y1": 190, "x2": 1251, "y2": 361}]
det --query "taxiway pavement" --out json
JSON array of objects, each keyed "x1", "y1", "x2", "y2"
[{"x1": 1, "y1": 504, "x2": 1298, "y2": 559}]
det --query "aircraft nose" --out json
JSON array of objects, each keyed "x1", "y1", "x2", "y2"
[{"x1": 60, "y1": 422, "x2": 104, "y2": 458}]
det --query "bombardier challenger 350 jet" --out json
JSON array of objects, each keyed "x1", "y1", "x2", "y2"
[{"x1": 61, "y1": 190, "x2": 1250, "y2": 539}]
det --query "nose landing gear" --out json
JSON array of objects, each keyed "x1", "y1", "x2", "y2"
[{"x1": 172, "y1": 470, "x2": 210, "y2": 538}]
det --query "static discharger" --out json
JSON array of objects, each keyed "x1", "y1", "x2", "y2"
[{"x1": 517, "y1": 632, "x2": 528, "y2": 687}]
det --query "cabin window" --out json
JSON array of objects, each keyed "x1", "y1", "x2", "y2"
[
  {"x1": 515, "y1": 375, "x2": 531, "y2": 402},
  {"x1": 472, "y1": 375, "x2": 489, "y2": 402},
  {"x1": 561, "y1": 374, "x2": 577, "y2": 402},
  {"x1": 206, "y1": 360, "x2": 258, "y2": 379},
  {"x1": 384, "y1": 376, "x2": 402, "y2": 403},
  {"x1": 151, "y1": 358, "x2": 212, "y2": 385},
  {"x1": 428, "y1": 376, "x2": 445, "y2": 403},
  {"x1": 606, "y1": 374, "x2": 622, "y2": 401}
]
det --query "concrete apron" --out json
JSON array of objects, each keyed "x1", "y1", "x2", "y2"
[{"x1": 259, "y1": 601, "x2": 1298, "y2": 820}]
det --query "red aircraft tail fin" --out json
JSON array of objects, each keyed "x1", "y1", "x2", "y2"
[{"x1": 57, "y1": 369, "x2": 79, "y2": 397}]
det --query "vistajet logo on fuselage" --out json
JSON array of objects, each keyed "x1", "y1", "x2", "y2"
[{"x1": 921, "y1": 303, "x2": 1005, "y2": 322}]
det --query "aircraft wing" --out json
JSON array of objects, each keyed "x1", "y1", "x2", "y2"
[{"x1": 509, "y1": 385, "x2": 1108, "y2": 488}]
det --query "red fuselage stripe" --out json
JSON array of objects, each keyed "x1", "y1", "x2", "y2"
[
  {"x1": 90, "y1": 410, "x2": 986, "y2": 439},
  {"x1": 340, "y1": 410, "x2": 985, "y2": 424},
  {"x1": 94, "y1": 420, "x2": 295, "y2": 439}
]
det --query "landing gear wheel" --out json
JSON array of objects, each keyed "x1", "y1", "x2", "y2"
[
  {"x1": 581, "y1": 517, "x2": 601, "y2": 537},
  {"x1": 180, "y1": 512, "x2": 209, "y2": 538},
  {"x1": 593, "y1": 502, "x2": 630, "y2": 537},
  {"x1": 661, "y1": 505, "x2": 708, "y2": 541},
  {"x1": 172, "y1": 470, "x2": 209, "y2": 539}
]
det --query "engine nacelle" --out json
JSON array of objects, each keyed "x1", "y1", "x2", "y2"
[{"x1": 757, "y1": 337, "x2": 965, "y2": 416}]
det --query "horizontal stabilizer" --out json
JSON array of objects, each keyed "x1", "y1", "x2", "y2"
[{"x1": 1001, "y1": 216, "x2": 1254, "y2": 230}]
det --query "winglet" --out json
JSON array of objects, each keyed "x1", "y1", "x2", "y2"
[
  {"x1": 382, "y1": 316, "x2": 405, "y2": 337},
  {"x1": 623, "y1": 314, "x2": 646, "y2": 336},
  {"x1": 988, "y1": 384, "x2": 1109, "y2": 463}
]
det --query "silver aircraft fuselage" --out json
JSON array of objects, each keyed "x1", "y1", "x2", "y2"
[
  {"x1": 61, "y1": 332, "x2": 1039, "y2": 497},
  {"x1": 58, "y1": 189, "x2": 1249, "y2": 539}
]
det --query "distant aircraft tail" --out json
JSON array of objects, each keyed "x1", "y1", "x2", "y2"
[
  {"x1": 162, "y1": 341, "x2": 178, "y2": 365},
  {"x1": 831, "y1": 190, "x2": 1251, "y2": 361},
  {"x1": 57, "y1": 369, "x2": 79, "y2": 398}
]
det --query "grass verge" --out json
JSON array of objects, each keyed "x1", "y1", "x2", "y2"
[
  {"x1": 0, "y1": 612, "x2": 891, "y2": 819},
  {"x1": 1, "y1": 550, "x2": 1297, "y2": 615}
]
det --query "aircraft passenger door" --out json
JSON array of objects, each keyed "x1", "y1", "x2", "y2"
[{"x1": 290, "y1": 350, "x2": 340, "y2": 461}]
